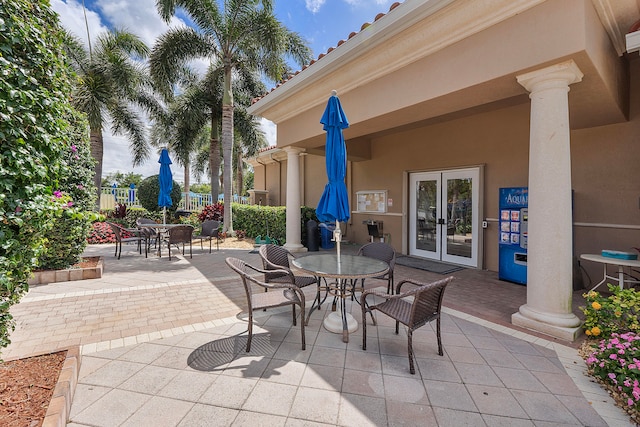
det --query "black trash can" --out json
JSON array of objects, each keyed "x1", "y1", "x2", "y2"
[{"x1": 306, "y1": 220, "x2": 319, "y2": 251}]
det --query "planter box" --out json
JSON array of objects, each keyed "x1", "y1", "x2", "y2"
[{"x1": 28, "y1": 257, "x2": 104, "y2": 286}]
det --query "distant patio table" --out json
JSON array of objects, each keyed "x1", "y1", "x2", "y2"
[
  {"x1": 580, "y1": 253, "x2": 640, "y2": 291},
  {"x1": 138, "y1": 223, "x2": 184, "y2": 256},
  {"x1": 292, "y1": 253, "x2": 388, "y2": 343}
]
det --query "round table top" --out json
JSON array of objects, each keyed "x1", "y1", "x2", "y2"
[
  {"x1": 292, "y1": 254, "x2": 389, "y2": 279},
  {"x1": 580, "y1": 253, "x2": 640, "y2": 267}
]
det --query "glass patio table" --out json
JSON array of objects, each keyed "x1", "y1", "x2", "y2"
[{"x1": 292, "y1": 253, "x2": 389, "y2": 343}]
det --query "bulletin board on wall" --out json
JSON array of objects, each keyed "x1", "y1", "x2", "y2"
[{"x1": 355, "y1": 190, "x2": 387, "y2": 213}]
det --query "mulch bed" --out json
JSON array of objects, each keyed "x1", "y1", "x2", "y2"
[{"x1": 0, "y1": 351, "x2": 66, "y2": 427}]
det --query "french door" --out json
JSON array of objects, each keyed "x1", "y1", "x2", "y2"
[{"x1": 409, "y1": 168, "x2": 480, "y2": 267}]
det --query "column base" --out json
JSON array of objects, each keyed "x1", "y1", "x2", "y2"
[
  {"x1": 512, "y1": 311, "x2": 583, "y2": 342},
  {"x1": 283, "y1": 243, "x2": 307, "y2": 253}
]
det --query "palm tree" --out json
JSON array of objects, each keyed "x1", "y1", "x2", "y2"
[
  {"x1": 154, "y1": 0, "x2": 312, "y2": 233},
  {"x1": 63, "y1": 30, "x2": 159, "y2": 206},
  {"x1": 155, "y1": 65, "x2": 268, "y2": 206}
]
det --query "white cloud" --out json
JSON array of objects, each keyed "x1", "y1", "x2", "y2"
[
  {"x1": 50, "y1": 0, "x2": 108, "y2": 48},
  {"x1": 260, "y1": 118, "x2": 277, "y2": 147},
  {"x1": 101, "y1": 130, "x2": 186, "y2": 183},
  {"x1": 95, "y1": 0, "x2": 183, "y2": 48},
  {"x1": 306, "y1": 0, "x2": 326, "y2": 14}
]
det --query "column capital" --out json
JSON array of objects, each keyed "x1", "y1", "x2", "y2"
[
  {"x1": 517, "y1": 60, "x2": 583, "y2": 94},
  {"x1": 282, "y1": 146, "x2": 306, "y2": 155}
]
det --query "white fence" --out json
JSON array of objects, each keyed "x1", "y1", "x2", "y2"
[{"x1": 99, "y1": 187, "x2": 249, "y2": 212}]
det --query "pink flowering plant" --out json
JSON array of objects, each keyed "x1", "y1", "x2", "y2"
[{"x1": 585, "y1": 332, "x2": 640, "y2": 413}]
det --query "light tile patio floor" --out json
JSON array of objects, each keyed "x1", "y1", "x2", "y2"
[{"x1": 4, "y1": 243, "x2": 635, "y2": 426}]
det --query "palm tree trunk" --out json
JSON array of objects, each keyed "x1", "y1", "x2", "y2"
[
  {"x1": 90, "y1": 127, "x2": 103, "y2": 210},
  {"x1": 183, "y1": 161, "x2": 190, "y2": 211},
  {"x1": 235, "y1": 148, "x2": 244, "y2": 199},
  {"x1": 209, "y1": 114, "x2": 221, "y2": 204},
  {"x1": 221, "y1": 67, "x2": 234, "y2": 233}
]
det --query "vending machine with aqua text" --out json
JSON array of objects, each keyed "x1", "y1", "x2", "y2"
[{"x1": 498, "y1": 187, "x2": 528, "y2": 285}]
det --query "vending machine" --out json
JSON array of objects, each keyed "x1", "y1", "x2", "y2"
[{"x1": 498, "y1": 187, "x2": 528, "y2": 285}]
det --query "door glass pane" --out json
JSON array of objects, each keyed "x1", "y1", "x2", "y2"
[
  {"x1": 416, "y1": 180, "x2": 437, "y2": 252},
  {"x1": 446, "y1": 177, "x2": 472, "y2": 258}
]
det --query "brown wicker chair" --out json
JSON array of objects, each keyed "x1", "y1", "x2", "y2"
[
  {"x1": 356, "y1": 242, "x2": 396, "y2": 294},
  {"x1": 192, "y1": 220, "x2": 221, "y2": 253},
  {"x1": 107, "y1": 222, "x2": 147, "y2": 259},
  {"x1": 136, "y1": 218, "x2": 160, "y2": 250},
  {"x1": 163, "y1": 225, "x2": 194, "y2": 260},
  {"x1": 225, "y1": 257, "x2": 306, "y2": 352},
  {"x1": 258, "y1": 244, "x2": 317, "y2": 289},
  {"x1": 361, "y1": 276, "x2": 453, "y2": 374}
]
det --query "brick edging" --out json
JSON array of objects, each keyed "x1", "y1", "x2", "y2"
[{"x1": 41, "y1": 346, "x2": 81, "y2": 427}]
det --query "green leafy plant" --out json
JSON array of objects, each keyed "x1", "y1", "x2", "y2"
[
  {"x1": 38, "y1": 120, "x2": 96, "y2": 270},
  {"x1": 137, "y1": 174, "x2": 182, "y2": 214},
  {"x1": 0, "y1": 0, "x2": 81, "y2": 353},
  {"x1": 124, "y1": 207, "x2": 161, "y2": 229},
  {"x1": 581, "y1": 285, "x2": 640, "y2": 339}
]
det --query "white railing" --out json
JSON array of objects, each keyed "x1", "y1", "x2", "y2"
[{"x1": 99, "y1": 187, "x2": 249, "y2": 212}]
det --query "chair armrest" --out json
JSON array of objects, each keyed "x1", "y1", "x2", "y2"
[
  {"x1": 261, "y1": 256, "x2": 295, "y2": 276},
  {"x1": 395, "y1": 279, "x2": 423, "y2": 295},
  {"x1": 244, "y1": 263, "x2": 297, "y2": 289}
]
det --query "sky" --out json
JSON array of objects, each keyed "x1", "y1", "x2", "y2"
[{"x1": 50, "y1": 0, "x2": 396, "y2": 184}]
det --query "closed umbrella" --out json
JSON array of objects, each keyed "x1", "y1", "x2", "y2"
[
  {"x1": 316, "y1": 90, "x2": 349, "y2": 258},
  {"x1": 158, "y1": 148, "x2": 173, "y2": 225}
]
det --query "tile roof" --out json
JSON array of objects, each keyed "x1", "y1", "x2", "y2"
[{"x1": 251, "y1": 1, "x2": 403, "y2": 104}]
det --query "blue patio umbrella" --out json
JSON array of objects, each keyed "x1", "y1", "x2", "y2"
[
  {"x1": 316, "y1": 90, "x2": 349, "y2": 256},
  {"x1": 158, "y1": 148, "x2": 173, "y2": 224}
]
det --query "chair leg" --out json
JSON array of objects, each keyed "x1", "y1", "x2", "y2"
[
  {"x1": 395, "y1": 320, "x2": 399, "y2": 334},
  {"x1": 300, "y1": 303, "x2": 306, "y2": 350},
  {"x1": 436, "y1": 316, "x2": 443, "y2": 356},
  {"x1": 362, "y1": 301, "x2": 368, "y2": 351},
  {"x1": 292, "y1": 305, "x2": 297, "y2": 326},
  {"x1": 189, "y1": 241, "x2": 192, "y2": 258},
  {"x1": 114, "y1": 242, "x2": 119, "y2": 259},
  {"x1": 408, "y1": 330, "x2": 415, "y2": 374},
  {"x1": 246, "y1": 310, "x2": 253, "y2": 352}
]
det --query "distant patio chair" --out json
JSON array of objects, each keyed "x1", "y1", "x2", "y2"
[
  {"x1": 361, "y1": 276, "x2": 453, "y2": 374},
  {"x1": 163, "y1": 225, "x2": 194, "y2": 260},
  {"x1": 107, "y1": 222, "x2": 147, "y2": 260},
  {"x1": 225, "y1": 257, "x2": 306, "y2": 352},
  {"x1": 192, "y1": 220, "x2": 221, "y2": 253}
]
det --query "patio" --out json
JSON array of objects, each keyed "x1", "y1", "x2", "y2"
[{"x1": 5, "y1": 243, "x2": 633, "y2": 426}]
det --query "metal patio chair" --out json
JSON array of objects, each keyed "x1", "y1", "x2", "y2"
[
  {"x1": 163, "y1": 225, "x2": 194, "y2": 260},
  {"x1": 225, "y1": 257, "x2": 306, "y2": 352},
  {"x1": 107, "y1": 222, "x2": 147, "y2": 260},
  {"x1": 258, "y1": 244, "x2": 317, "y2": 289},
  {"x1": 357, "y1": 242, "x2": 396, "y2": 294},
  {"x1": 361, "y1": 276, "x2": 453, "y2": 374},
  {"x1": 192, "y1": 220, "x2": 221, "y2": 253}
]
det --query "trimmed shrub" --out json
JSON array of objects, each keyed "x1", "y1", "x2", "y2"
[{"x1": 137, "y1": 174, "x2": 182, "y2": 214}]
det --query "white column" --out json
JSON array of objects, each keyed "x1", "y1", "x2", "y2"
[
  {"x1": 283, "y1": 147, "x2": 307, "y2": 253},
  {"x1": 512, "y1": 60, "x2": 583, "y2": 341}
]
